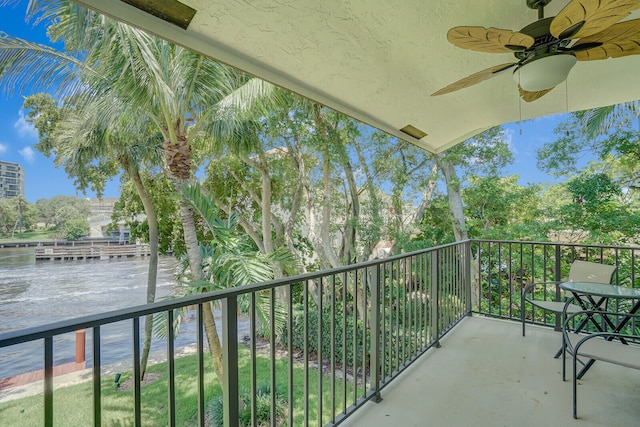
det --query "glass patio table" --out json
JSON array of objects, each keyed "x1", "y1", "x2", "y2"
[{"x1": 560, "y1": 281, "x2": 640, "y2": 378}]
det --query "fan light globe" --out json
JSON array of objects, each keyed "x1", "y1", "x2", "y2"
[{"x1": 513, "y1": 54, "x2": 577, "y2": 92}]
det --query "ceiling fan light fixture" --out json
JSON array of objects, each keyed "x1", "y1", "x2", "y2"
[{"x1": 513, "y1": 54, "x2": 577, "y2": 92}]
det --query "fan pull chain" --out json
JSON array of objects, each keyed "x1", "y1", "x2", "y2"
[
  {"x1": 518, "y1": 72, "x2": 522, "y2": 135},
  {"x1": 565, "y1": 80, "x2": 570, "y2": 136}
]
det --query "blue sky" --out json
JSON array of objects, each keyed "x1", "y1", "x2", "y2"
[
  {"x1": 0, "y1": 2, "x2": 121, "y2": 202},
  {"x1": 1, "y1": 2, "x2": 572, "y2": 203}
]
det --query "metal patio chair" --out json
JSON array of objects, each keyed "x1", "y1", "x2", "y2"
[
  {"x1": 563, "y1": 310, "x2": 640, "y2": 419},
  {"x1": 521, "y1": 260, "x2": 617, "y2": 338}
]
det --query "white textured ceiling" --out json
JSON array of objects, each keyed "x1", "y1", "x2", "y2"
[{"x1": 74, "y1": 0, "x2": 640, "y2": 153}]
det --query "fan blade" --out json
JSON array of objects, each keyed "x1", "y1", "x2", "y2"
[
  {"x1": 447, "y1": 26, "x2": 534, "y2": 53},
  {"x1": 573, "y1": 18, "x2": 640, "y2": 60},
  {"x1": 560, "y1": 41, "x2": 603, "y2": 52},
  {"x1": 432, "y1": 63, "x2": 517, "y2": 96},
  {"x1": 550, "y1": 0, "x2": 640, "y2": 40},
  {"x1": 519, "y1": 86, "x2": 554, "y2": 103}
]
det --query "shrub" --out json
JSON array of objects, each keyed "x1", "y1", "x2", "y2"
[
  {"x1": 206, "y1": 383, "x2": 287, "y2": 427},
  {"x1": 278, "y1": 304, "x2": 370, "y2": 366}
]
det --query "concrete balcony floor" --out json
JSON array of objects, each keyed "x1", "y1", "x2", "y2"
[{"x1": 342, "y1": 316, "x2": 640, "y2": 427}]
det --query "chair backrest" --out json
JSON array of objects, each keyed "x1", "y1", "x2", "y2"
[{"x1": 567, "y1": 260, "x2": 616, "y2": 284}]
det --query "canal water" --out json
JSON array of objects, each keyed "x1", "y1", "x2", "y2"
[{"x1": 0, "y1": 247, "x2": 207, "y2": 379}]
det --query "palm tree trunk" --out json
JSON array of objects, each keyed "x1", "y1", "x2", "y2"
[
  {"x1": 203, "y1": 301, "x2": 225, "y2": 388},
  {"x1": 178, "y1": 181, "x2": 226, "y2": 385}
]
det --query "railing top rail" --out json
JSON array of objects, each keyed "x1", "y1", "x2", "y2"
[
  {"x1": 0, "y1": 241, "x2": 468, "y2": 347},
  {"x1": 471, "y1": 239, "x2": 640, "y2": 252}
]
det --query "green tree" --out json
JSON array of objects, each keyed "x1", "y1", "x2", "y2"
[
  {"x1": 433, "y1": 126, "x2": 513, "y2": 241},
  {"x1": 463, "y1": 175, "x2": 544, "y2": 240},
  {"x1": 553, "y1": 173, "x2": 640, "y2": 244},
  {"x1": 0, "y1": 197, "x2": 37, "y2": 236},
  {"x1": 1, "y1": 1, "x2": 275, "y2": 384},
  {"x1": 63, "y1": 217, "x2": 89, "y2": 240}
]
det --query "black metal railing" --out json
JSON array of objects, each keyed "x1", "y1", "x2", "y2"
[
  {"x1": 473, "y1": 240, "x2": 640, "y2": 330},
  {"x1": 5, "y1": 239, "x2": 636, "y2": 426},
  {"x1": 0, "y1": 241, "x2": 471, "y2": 427}
]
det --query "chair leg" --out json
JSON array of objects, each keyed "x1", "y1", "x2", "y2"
[
  {"x1": 521, "y1": 295, "x2": 526, "y2": 337},
  {"x1": 573, "y1": 353, "x2": 578, "y2": 419},
  {"x1": 562, "y1": 338, "x2": 566, "y2": 381}
]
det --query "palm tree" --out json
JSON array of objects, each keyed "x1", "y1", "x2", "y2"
[
  {"x1": 156, "y1": 183, "x2": 291, "y2": 376},
  {"x1": 1, "y1": 0, "x2": 274, "y2": 383},
  {"x1": 583, "y1": 102, "x2": 640, "y2": 138},
  {"x1": 50, "y1": 94, "x2": 164, "y2": 378}
]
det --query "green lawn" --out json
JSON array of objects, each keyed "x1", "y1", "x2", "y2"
[
  {"x1": 0, "y1": 229, "x2": 56, "y2": 243},
  {"x1": 0, "y1": 346, "x2": 357, "y2": 426}
]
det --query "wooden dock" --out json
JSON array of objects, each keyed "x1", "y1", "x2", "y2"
[{"x1": 35, "y1": 244, "x2": 151, "y2": 261}]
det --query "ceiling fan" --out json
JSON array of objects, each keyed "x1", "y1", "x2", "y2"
[{"x1": 432, "y1": 0, "x2": 640, "y2": 102}]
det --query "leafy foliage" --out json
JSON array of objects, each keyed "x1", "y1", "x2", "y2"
[
  {"x1": 278, "y1": 304, "x2": 369, "y2": 366},
  {"x1": 206, "y1": 382, "x2": 288, "y2": 427},
  {"x1": 62, "y1": 217, "x2": 89, "y2": 240}
]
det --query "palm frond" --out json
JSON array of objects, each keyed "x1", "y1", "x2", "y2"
[{"x1": 0, "y1": 34, "x2": 93, "y2": 96}]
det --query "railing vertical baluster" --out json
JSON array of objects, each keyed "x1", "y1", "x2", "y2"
[
  {"x1": 409, "y1": 256, "x2": 415, "y2": 358},
  {"x1": 632, "y1": 249, "x2": 637, "y2": 289},
  {"x1": 133, "y1": 317, "x2": 141, "y2": 427},
  {"x1": 447, "y1": 246, "x2": 453, "y2": 324},
  {"x1": 317, "y1": 277, "x2": 323, "y2": 426},
  {"x1": 487, "y1": 241, "x2": 492, "y2": 316},
  {"x1": 422, "y1": 254, "x2": 428, "y2": 344},
  {"x1": 304, "y1": 281, "x2": 309, "y2": 426},
  {"x1": 431, "y1": 251, "x2": 440, "y2": 347},
  {"x1": 386, "y1": 261, "x2": 393, "y2": 374},
  {"x1": 44, "y1": 336, "x2": 53, "y2": 427},
  {"x1": 222, "y1": 296, "x2": 239, "y2": 427},
  {"x1": 197, "y1": 304, "x2": 205, "y2": 427},
  {"x1": 498, "y1": 243, "x2": 503, "y2": 317},
  {"x1": 401, "y1": 257, "x2": 407, "y2": 363},
  {"x1": 615, "y1": 247, "x2": 620, "y2": 285},
  {"x1": 465, "y1": 241, "x2": 472, "y2": 315},
  {"x1": 410, "y1": 257, "x2": 416, "y2": 352},
  {"x1": 352, "y1": 269, "x2": 358, "y2": 406},
  {"x1": 250, "y1": 293, "x2": 257, "y2": 427},
  {"x1": 508, "y1": 243, "x2": 513, "y2": 319},
  {"x1": 394, "y1": 259, "x2": 400, "y2": 371},
  {"x1": 341, "y1": 272, "x2": 347, "y2": 415},
  {"x1": 362, "y1": 268, "x2": 367, "y2": 397},
  {"x1": 416, "y1": 255, "x2": 422, "y2": 351},
  {"x1": 369, "y1": 263, "x2": 382, "y2": 403},
  {"x1": 554, "y1": 245, "x2": 562, "y2": 331},
  {"x1": 480, "y1": 242, "x2": 485, "y2": 314},
  {"x1": 287, "y1": 285, "x2": 294, "y2": 427},
  {"x1": 270, "y1": 289, "x2": 276, "y2": 427},
  {"x1": 330, "y1": 274, "x2": 336, "y2": 422},
  {"x1": 519, "y1": 242, "x2": 524, "y2": 321},
  {"x1": 167, "y1": 310, "x2": 176, "y2": 427},
  {"x1": 93, "y1": 326, "x2": 101, "y2": 427}
]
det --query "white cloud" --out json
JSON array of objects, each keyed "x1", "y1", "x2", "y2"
[
  {"x1": 0, "y1": 143, "x2": 7, "y2": 154},
  {"x1": 19, "y1": 146, "x2": 35, "y2": 164},
  {"x1": 14, "y1": 110, "x2": 38, "y2": 140}
]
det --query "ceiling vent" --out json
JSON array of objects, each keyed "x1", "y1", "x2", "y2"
[
  {"x1": 121, "y1": 0, "x2": 196, "y2": 30},
  {"x1": 400, "y1": 125, "x2": 428, "y2": 140}
]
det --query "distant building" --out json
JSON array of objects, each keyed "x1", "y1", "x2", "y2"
[
  {"x1": 86, "y1": 198, "x2": 130, "y2": 240},
  {"x1": 0, "y1": 161, "x2": 25, "y2": 198}
]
